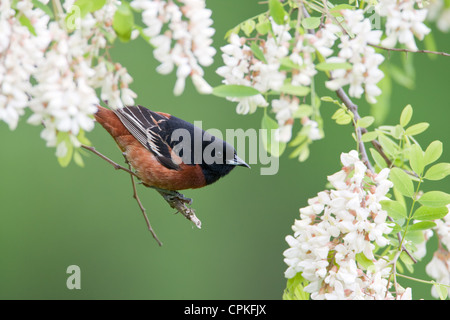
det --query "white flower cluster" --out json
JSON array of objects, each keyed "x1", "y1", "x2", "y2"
[
  {"x1": 283, "y1": 150, "x2": 405, "y2": 300},
  {"x1": 425, "y1": 205, "x2": 450, "y2": 299},
  {"x1": 217, "y1": 20, "x2": 338, "y2": 142},
  {"x1": 0, "y1": 0, "x2": 50, "y2": 131},
  {"x1": 377, "y1": 0, "x2": 431, "y2": 50},
  {"x1": 0, "y1": 0, "x2": 137, "y2": 156},
  {"x1": 325, "y1": 10, "x2": 385, "y2": 104},
  {"x1": 130, "y1": 0, "x2": 215, "y2": 95}
]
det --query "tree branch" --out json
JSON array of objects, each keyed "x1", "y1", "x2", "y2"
[
  {"x1": 82, "y1": 144, "x2": 202, "y2": 243},
  {"x1": 81, "y1": 144, "x2": 139, "y2": 178},
  {"x1": 335, "y1": 88, "x2": 374, "y2": 172},
  {"x1": 369, "y1": 44, "x2": 450, "y2": 57},
  {"x1": 127, "y1": 161, "x2": 163, "y2": 246}
]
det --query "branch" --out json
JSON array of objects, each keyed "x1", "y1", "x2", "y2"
[
  {"x1": 81, "y1": 144, "x2": 139, "y2": 178},
  {"x1": 369, "y1": 44, "x2": 450, "y2": 58},
  {"x1": 127, "y1": 162, "x2": 163, "y2": 246},
  {"x1": 157, "y1": 190, "x2": 202, "y2": 229},
  {"x1": 335, "y1": 88, "x2": 374, "y2": 172},
  {"x1": 82, "y1": 144, "x2": 202, "y2": 241}
]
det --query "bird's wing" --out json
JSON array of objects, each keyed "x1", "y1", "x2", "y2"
[{"x1": 113, "y1": 105, "x2": 180, "y2": 170}]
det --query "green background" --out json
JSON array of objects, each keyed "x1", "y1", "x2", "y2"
[{"x1": 0, "y1": 1, "x2": 449, "y2": 299}]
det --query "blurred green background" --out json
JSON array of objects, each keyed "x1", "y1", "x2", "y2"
[{"x1": 0, "y1": 1, "x2": 449, "y2": 300}]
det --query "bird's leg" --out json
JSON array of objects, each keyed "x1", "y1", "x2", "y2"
[{"x1": 150, "y1": 187, "x2": 193, "y2": 205}]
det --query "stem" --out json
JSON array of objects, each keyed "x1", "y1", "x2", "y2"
[
  {"x1": 81, "y1": 144, "x2": 139, "y2": 178},
  {"x1": 127, "y1": 162, "x2": 162, "y2": 246},
  {"x1": 51, "y1": 0, "x2": 66, "y2": 30},
  {"x1": 369, "y1": 44, "x2": 450, "y2": 58},
  {"x1": 400, "y1": 178, "x2": 423, "y2": 250},
  {"x1": 397, "y1": 273, "x2": 446, "y2": 286},
  {"x1": 335, "y1": 88, "x2": 374, "y2": 172},
  {"x1": 82, "y1": 143, "x2": 202, "y2": 231}
]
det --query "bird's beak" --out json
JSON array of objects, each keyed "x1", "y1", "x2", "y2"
[{"x1": 227, "y1": 154, "x2": 250, "y2": 168}]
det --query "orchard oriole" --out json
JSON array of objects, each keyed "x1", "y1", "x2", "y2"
[{"x1": 94, "y1": 105, "x2": 249, "y2": 191}]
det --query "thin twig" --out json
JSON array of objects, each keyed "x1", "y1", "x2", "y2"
[
  {"x1": 81, "y1": 144, "x2": 138, "y2": 178},
  {"x1": 370, "y1": 44, "x2": 450, "y2": 57},
  {"x1": 388, "y1": 217, "x2": 418, "y2": 264},
  {"x1": 127, "y1": 162, "x2": 163, "y2": 246},
  {"x1": 157, "y1": 190, "x2": 202, "y2": 229},
  {"x1": 82, "y1": 143, "x2": 202, "y2": 232},
  {"x1": 336, "y1": 88, "x2": 374, "y2": 172}
]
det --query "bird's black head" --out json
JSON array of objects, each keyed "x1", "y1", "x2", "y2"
[{"x1": 199, "y1": 132, "x2": 250, "y2": 186}]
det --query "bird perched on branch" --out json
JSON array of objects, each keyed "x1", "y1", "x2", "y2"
[{"x1": 94, "y1": 105, "x2": 249, "y2": 192}]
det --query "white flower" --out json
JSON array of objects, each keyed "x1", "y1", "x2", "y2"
[
  {"x1": 325, "y1": 10, "x2": 384, "y2": 104},
  {"x1": 424, "y1": 205, "x2": 450, "y2": 299},
  {"x1": 0, "y1": 0, "x2": 50, "y2": 130},
  {"x1": 132, "y1": 0, "x2": 216, "y2": 95},
  {"x1": 284, "y1": 150, "x2": 396, "y2": 299},
  {"x1": 426, "y1": 253, "x2": 450, "y2": 299},
  {"x1": 377, "y1": 0, "x2": 431, "y2": 50}
]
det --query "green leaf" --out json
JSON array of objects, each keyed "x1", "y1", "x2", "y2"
[
  {"x1": 356, "y1": 252, "x2": 374, "y2": 269},
  {"x1": 370, "y1": 148, "x2": 387, "y2": 169},
  {"x1": 316, "y1": 62, "x2": 352, "y2": 71},
  {"x1": 279, "y1": 83, "x2": 310, "y2": 97},
  {"x1": 400, "y1": 255, "x2": 414, "y2": 274},
  {"x1": 405, "y1": 122, "x2": 429, "y2": 136},
  {"x1": 424, "y1": 163, "x2": 450, "y2": 181},
  {"x1": 356, "y1": 116, "x2": 375, "y2": 129},
  {"x1": 283, "y1": 273, "x2": 310, "y2": 300},
  {"x1": 250, "y1": 42, "x2": 267, "y2": 63},
  {"x1": 18, "y1": 15, "x2": 36, "y2": 36},
  {"x1": 413, "y1": 206, "x2": 449, "y2": 221},
  {"x1": 408, "y1": 221, "x2": 437, "y2": 231},
  {"x1": 242, "y1": 19, "x2": 256, "y2": 36},
  {"x1": 256, "y1": 15, "x2": 271, "y2": 35},
  {"x1": 77, "y1": 129, "x2": 92, "y2": 146},
  {"x1": 71, "y1": 0, "x2": 106, "y2": 18},
  {"x1": 377, "y1": 133, "x2": 398, "y2": 157},
  {"x1": 279, "y1": 57, "x2": 301, "y2": 71},
  {"x1": 409, "y1": 144, "x2": 425, "y2": 176},
  {"x1": 335, "y1": 113, "x2": 352, "y2": 125},
  {"x1": 32, "y1": 0, "x2": 54, "y2": 18},
  {"x1": 418, "y1": 191, "x2": 450, "y2": 208},
  {"x1": 212, "y1": 85, "x2": 260, "y2": 98},
  {"x1": 57, "y1": 141, "x2": 74, "y2": 168},
  {"x1": 389, "y1": 168, "x2": 415, "y2": 198},
  {"x1": 400, "y1": 104, "x2": 413, "y2": 127},
  {"x1": 380, "y1": 200, "x2": 407, "y2": 220},
  {"x1": 261, "y1": 111, "x2": 286, "y2": 157},
  {"x1": 269, "y1": 0, "x2": 287, "y2": 25},
  {"x1": 113, "y1": 2, "x2": 134, "y2": 42},
  {"x1": 433, "y1": 282, "x2": 449, "y2": 300},
  {"x1": 424, "y1": 140, "x2": 443, "y2": 165},
  {"x1": 73, "y1": 150, "x2": 85, "y2": 168},
  {"x1": 332, "y1": 109, "x2": 352, "y2": 125},
  {"x1": 302, "y1": 17, "x2": 320, "y2": 30},
  {"x1": 292, "y1": 104, "x2": 313, "y2": 118},
  {"x1": 361, "y1": 131, "x2": 378, "y2": 143},
  {"x1": 224, "y1": 25, "x2": 240, "y2": 40},
  {"x1": 329, "y1": 4, "x2": 354, "y2": 16}
]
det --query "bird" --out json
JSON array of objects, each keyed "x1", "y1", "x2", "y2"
[{"x1": 94, "y1": 105, "x2": 250, "y2": 192}]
